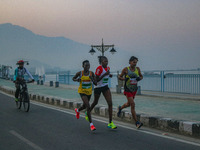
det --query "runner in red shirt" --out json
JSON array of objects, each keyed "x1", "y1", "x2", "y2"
[{"x1": 89, "y1": 56, "x2": 117, "y2": 129}]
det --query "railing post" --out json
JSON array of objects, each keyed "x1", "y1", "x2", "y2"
[
  {"x1": 43, "y1": 75, "x2": 45, "y2": 82},
  {"x1": 64, "y1": 74, "x2": 66, "y2": 84},
  {"x1": 160, "y1": 71, "x2": 163, "y2": 92},
  {"x1": 160, "y1": 71, "x2": 165, "y2": 92},
  {"x1": 67, "y1": 71, "x2": 70, "y2": 85},
  {"x1": 56, "y1": 74, "x2": 58, "y2": 82},
  {"x1": 163, "y1": 71, "x2": 165, "y2": 92}
]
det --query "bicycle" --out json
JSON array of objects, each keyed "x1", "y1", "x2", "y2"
[{"x1": 15, "y1": 79, "x2": 33, "y2": 112}]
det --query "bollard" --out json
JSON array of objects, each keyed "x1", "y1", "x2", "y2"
[
  {"x1": 40, "y1": 80, "x2": 44, "y2": 85},
  {"x1": 50, "y1": 81, "x2": 53, "y2": 87},
  {"x1": 116, "y1": 85, "x2": 121, "y2": 93},
  {"x1": 55, "y1": 81, "x2": 59, "y2": 88},
  {"x1": 137, "y1": 86, "x2": 141, "y2": 95},
  {"x1": 37, "y1": 80, "x2": 40, "y2": 85}
]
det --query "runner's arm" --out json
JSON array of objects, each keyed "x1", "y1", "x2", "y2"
[
  {"x1": 90, "y1": 72, "x2": 97, "y2": 85},
  {"x1": 118, "y1": 67, "x2": 127, "y2": 81},
  {"x1": 95, "y1": 66, "x2": 109, "y2": 82},
  {"x1": 136, "y1": 67, "x2": 143, "y2": 81},
  {"x1": 72, "y1": 71, "x2": 81, "y2": 82},
  {"x1": 96, "y1": 71, "x2": 110, "y2": 82},
  {"x1": 109, "y1": 73, "x2": 113, "y2": 78}
]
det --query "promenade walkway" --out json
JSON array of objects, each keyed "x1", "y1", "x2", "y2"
[{"x1": 0, "y1": 79, "x2": 200, "y2": 122}]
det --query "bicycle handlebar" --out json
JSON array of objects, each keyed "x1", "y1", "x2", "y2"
[{"x1": 14, "y1": 79, "x2": 34, "y2": 84}]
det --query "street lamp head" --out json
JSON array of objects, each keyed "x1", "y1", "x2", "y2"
[
  {"x1": 89, "y1": 47, "x2": 96, "y2": 55},
  {"x1": 110, "y1": 47, "x2": 116, "y2": 55}
]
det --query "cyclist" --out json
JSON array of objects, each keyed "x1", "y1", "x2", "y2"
[{"x1": 13, "y1": 60, "x2": 34, "y2": 102}]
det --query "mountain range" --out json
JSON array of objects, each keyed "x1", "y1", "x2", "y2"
[{"x1": 0, "y1": 23, "x2": 131, "y2": 74}]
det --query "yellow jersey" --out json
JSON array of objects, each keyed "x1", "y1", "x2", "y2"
[{"x1": 78, "y1": 71, "x2": 92, "y2": 95}]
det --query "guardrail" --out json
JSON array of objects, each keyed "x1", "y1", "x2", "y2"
[
  {"x1": 7, "y1": 70, "x2": 200, "y2": 94},
  {"x1": 57, "y1": 71, "x2": 200, "y2": 94},
  {"x1": 140, "y1": 72, "x2": 200, "y2": 94}
]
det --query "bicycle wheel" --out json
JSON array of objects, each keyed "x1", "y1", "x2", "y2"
[
  {"x1": 23, "y1": 92, "x2": 30, "y2": 112},
  {"x1": 16, "y1": 95, "x2": 22, "y2": 109}
]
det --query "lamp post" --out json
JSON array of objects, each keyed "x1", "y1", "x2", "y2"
[{"x1": 89, "y1": 39, "x2": 116, "y2": 56}]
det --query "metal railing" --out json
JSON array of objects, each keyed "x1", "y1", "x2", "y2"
[
  {"x1": 56, "y1": 70, "x2": 200, "y2": 94},
  {"x1": 7, "y1": 70, "x2": 200, "y2": 95},
  {"x1": 163, "y1": 74, "x2": 200, "y2": 94},
  {"x1": 139, "y1": 71, "x2": 200, "y2": 94}
]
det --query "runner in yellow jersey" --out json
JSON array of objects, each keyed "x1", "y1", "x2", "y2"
[{"x1": 72, "y1": 60, "x2": 97, "y2": 131}]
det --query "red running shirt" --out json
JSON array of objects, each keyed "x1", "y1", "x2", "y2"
[{"x1": 95, "y1": 66, "x2": 110, "y2": 76}]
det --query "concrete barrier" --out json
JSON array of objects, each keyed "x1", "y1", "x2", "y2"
[
  {"x1": 62, "y1": 100, "x2": 67, "y2": 108},
  {"x1": 46, "y1": 97, "x2": 50, "y2": 104},
  {"x1": 73, "y1": 102, "x2": 82, "y2": 109},
  {"x1": 0, "y1": 85, "x2": 199, "y2": 138},
  {"x1": 50, "y1": 98, "x2": 55, "y2": 105},
  {"x1": 55, "y1": 99, "x2": 61, "y2": 106},
  {"x1": 37, "y1": 95, "x2": 41, "y2": 101},
  {"x1": 32, "y1": 95, "x2": 36, "y2": 100},
  {"x1": 55, "y1": 81, "x2": 59, "y2": 88},
  {"x1": 50, "y1": 81, "x2": 53, "y2": 87}
]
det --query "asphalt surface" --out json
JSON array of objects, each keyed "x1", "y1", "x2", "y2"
[{"x1": 0, "y1": 92, "x2": 200, "y2": 150}]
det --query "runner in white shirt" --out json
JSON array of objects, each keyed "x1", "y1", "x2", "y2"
[{"x1": 89, "y1": 56, "x2": 117, "y2": 129}]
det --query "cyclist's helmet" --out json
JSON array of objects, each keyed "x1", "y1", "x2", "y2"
[{"x1": 17, "y1": 60, "x2": 24, "y2": 65}]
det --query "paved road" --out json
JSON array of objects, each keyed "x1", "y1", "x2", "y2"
[{"x1": 0, "y1": 92, "x2": 200, "y2": 150}]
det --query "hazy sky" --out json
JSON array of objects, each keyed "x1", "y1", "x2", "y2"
[{"x1": 0, "y1": 0, "x2": 200, "y2": 70}]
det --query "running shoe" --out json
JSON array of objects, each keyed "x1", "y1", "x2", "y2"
[
  {"x1": 85, "y1": 111, "x2": 89, "y2": 122},
  {"x1": 75, "y1": 108, "x2": 80, "y2": 119},
  {"x1": 90, "y1": 125, "x2": 96, "y2": 131},
  {"x1": 107, "y1": 121, "x2": 117, "y2": 129},
  {"x1": 136, "y1": 121, "x2": 143, "y2": 129},
  {"x1": 117, "y1": 106, "x2": 122, "y2": 117}
]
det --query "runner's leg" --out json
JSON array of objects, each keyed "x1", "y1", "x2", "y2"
[
  {"x1": 121, "y1": 102, "x2": 130, "y2": 110},
  {"x1": 78, "y1": 104, "x2": 86, "y2": 112},
  {"x1": 81, "y1": 95, "x2": 92, "y2": 123},
  {"x1": 102, "y1": 89, "x2": 112, "y2": 123},
  {"x1": 90, "y1": 93, "x2": 100, "y2": 112},
  {"x1": 126, "y1": 96, "x2": 137, "y2": 122}
]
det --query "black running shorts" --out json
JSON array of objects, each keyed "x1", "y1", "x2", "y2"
[
  {"x1": 79, "y1": 93, "x2": 91, "y2": 100},
  {"x1": 94, "y1": 85, "x2": 109, "y2": 95}
]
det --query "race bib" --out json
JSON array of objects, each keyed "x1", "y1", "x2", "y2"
[
  {"x1": 130, "y1": 78, "x2": 137, "y2": 85},
  {"x1": 82, "y1": 81, "x2": 91, "y2": 89},
  {"x1": 103, "y1": 77, "x2": 109, "y2": 83}
]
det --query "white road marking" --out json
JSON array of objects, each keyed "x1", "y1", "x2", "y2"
[
  {"x1": 1, "y1": 90, "x2": 200, "y2": 147},
  {"x1": 9, "y1": 130, "x2": 44, "y2": 150}
]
